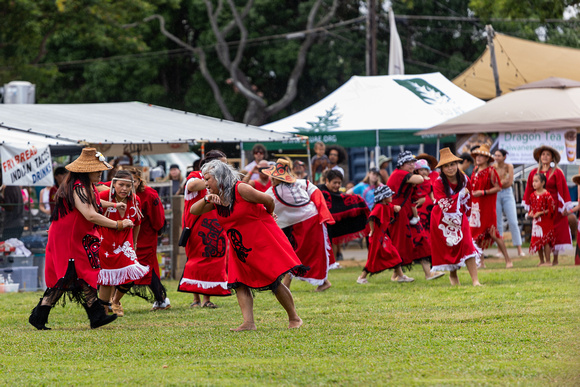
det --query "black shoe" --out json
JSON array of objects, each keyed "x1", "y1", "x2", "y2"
[
  {"x1": 84, "y1": 299, "x2": 117, "y2": 329},
  {"x1": 336, "y1": 252, "x2": 344, "y2": 261},
  {"x1": 29, "y1": 298, "x2": 52, "y2": 330}
]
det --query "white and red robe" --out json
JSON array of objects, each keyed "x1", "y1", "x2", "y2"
[
  {"x1": 266, "y1": 179, "x2": 336, "y2": 286},
  {"x1": 431, "y1": 175, "x2": 481, "y2": 271}
]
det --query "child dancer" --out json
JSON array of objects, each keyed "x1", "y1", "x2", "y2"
[
  {"x1": 571, "y1": 174, "x2": 580, "y2": 266},
  {"x1": 527, "y1": 173, "x2": 556, "y2": 266},
  {"x1": 358, "y1": 186, "x2": 412, "y2": 283},
  {"x1": 413, "y1": 159, "x2": 435, "y2": 230},
  {"x1": 431, "y1": 148, "x2": 481, "y2": 286},
  {"x1": 98, "y1": 170, "x2": 149, "y2": 316}
]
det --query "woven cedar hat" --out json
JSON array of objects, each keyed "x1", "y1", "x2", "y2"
[
  {"x1": 533, "y1": 145, "x2": 561, "y2": 165},
  {"x1": 416, "y1": 153, "x2": 438, "y2": 170},
  {"x1": 572, "y1": 174, "x2": 580, "y2": 186},
  {"x1": 66, "y1": 148, "x2": 113, "y2": 173},
  {"x1": 471, "y1": 144, "x2": 493, "y2": 160},
  {"x1": 262, "y1": 158, "x2": 296, "y2": 183},
  {"x1": 436, "y1": 147, "x2": 463, "y2": 169}
]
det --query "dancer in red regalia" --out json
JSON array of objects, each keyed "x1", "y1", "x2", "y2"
[
  {"x1": 413, "y1": 158, "x2": 437, "y2": 236},
  {"x1": 569, "y1": 174, "x2": 580, "y2": 266},
  {"x1": 190, "y1": 160, "x2": 308, "y2": 331},
  {"x1": 523, "y1": 145, "x2": 574, "y2": 266},
  {"x1": 430, "y1": 148, "x2": 482, "y2": 286},
  {"x1": 264, "y1": 159, "x2": 335, "y2": 292},
  {"x1": 469, "y1": 145, "x2": 513, "y2": 268},
  {"x1": 178, "y1": 150, "x2": 231, "y2": 308},
  {"x1": 29, "y1": 148, "x2": 134, "y2": 330},
  {"x1": 387, "y1": 151, "x2": 444, "y2": 281},
  {"x1": 98, "y1": 170, "x2": 149, "y2": 317},
  {"x1": 527, "y1": 173, "x2": 556, "y2": 266},
  {"x1": 357, "y1": 185, "x2": 409, "y2": 284},
  {"x1": 124, "y1": 167, "x2": 171, "y2": 310}
]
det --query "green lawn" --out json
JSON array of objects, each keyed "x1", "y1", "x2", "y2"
[{"x1": 1, "y1": 255, "x2": 579, "y2": 386}]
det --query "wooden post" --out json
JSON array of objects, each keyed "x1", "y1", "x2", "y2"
[
  {"x1": 486, "y1": 24, "x2": 502, "y2": 97},
  {"x1": 366, "y1": 0, "x2": 377, "y2": 76}
]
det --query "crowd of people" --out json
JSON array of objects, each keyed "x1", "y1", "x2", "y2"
[{"x1": 25, "y1": 141, "x2": 579, "y2": 331}]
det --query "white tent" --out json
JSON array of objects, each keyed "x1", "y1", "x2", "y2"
[
  {"x1": 263, "y1": 72, "x2": 484, "y2": 147},
  {"x1": 0, "y1": 102, "x2": 299, "y2": 156}
]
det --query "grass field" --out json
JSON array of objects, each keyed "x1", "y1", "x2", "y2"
[{"x1": 1, "y1": 254, "x2": 579, "y2": 386}]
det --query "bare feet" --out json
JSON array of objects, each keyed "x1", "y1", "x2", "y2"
[
  {"x1": 472, "y1": 282, "x2": 483, "y2": 286},
  {"x1": 506, "y1": 261, "x2": 513, "y2": 269},
  {"x1": 539, "y1": 262, "x2": 552, "y2": 267},
  {"x1": 230, "y1": 322, "x2": 257, "y2": 332},
  {"x1": 315, "y1": 280, "x2": 332, "y2": 292},
  {"x1": 288, "y1": 317, "x2": 303, "y2": 329},
  {"x1": 552, "y1": 260, "x2": 559, "y2": 266}
]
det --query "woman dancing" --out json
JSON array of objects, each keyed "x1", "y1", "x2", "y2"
[
  {"x1": 29, "y1": 148, "x2": 133, "y2": 330},
  {"x1": 190, "y1": 160, "x2": 308, "y2": 331}
]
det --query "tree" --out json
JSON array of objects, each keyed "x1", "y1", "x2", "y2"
[{"x1": 143, "y1": 0, "x2": 339, "y2": 125}]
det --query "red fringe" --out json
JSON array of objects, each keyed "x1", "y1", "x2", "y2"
[
  {"x1": 332, "y1": 227, "x2": 370, "y2": 245},
  {"x1": 332, "y1": 208, "x2": 370, "y2": 222}
]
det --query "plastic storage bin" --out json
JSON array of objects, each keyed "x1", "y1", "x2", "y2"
[
  {"x1": 3, "y1": 267, "x2": 38, "y2": 291},
  {"x1": 0, "y1": 255, "x2": 33, "y2": 268},
  {"x1": 0, "y1": 283, "x2": 20, "y2": 293}
]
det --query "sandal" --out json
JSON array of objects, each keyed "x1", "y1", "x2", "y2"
[
  {"x1": 190, "y1": 301, "x2": 201, "y2": 308},
  {"x1": 202, "y1": 301, "x2": 218, "y2": 309}
]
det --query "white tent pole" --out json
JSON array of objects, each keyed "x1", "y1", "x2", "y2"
[
  {"x1": 306, "y1": 137, "x2": 313, "y2": 182},
  {"x1": 436, "y1": 136, "x2": 441, "y2": 159},
  {"x1": 375, "y1": 129, "x2": 380, "y2": 169},
  {"x1": 240, "y1": 141, "x2": 245, "y2": 168},
  {"x1": 364, "y1": 147, "x2": 369, "y2": 172}
]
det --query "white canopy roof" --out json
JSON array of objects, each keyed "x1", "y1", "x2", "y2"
[
  {"x1": 263, "y1": 73, "x2": 484, "y2": 133},
  {"x1": 0, "y1": 102, "x2": 298, "y2": 156}
]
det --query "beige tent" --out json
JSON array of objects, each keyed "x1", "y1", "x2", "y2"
[
  {"x1": 421, "y1": 77, "x2": 580, "y2": 135},
  {"x1": 453, "y1": 33, "x2": 580, "y2": 100}
]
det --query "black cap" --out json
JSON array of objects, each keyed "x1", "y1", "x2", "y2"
[{"x1": 169, "y1": 164, "x2": 180, "y2": 170}]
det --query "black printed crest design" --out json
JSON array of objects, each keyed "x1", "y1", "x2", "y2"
[
  {"x1": 153, "y1": 198, "x2": 160, "y2": 206},
  {"x1": 82, "y1": 234, "x2": 101, "y2": 269},
  {"x1": 198, "y1": 218, "x2": 226, "y2": 258},
  {"x1": 226, "y1": 229, "x2": 252, "y2": 263}
]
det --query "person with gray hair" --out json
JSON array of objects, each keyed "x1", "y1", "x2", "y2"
[{"x1": 190, "y1": 160, "x2": 308, "y2": 331}]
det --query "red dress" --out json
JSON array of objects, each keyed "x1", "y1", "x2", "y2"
[
  {"x1": 528, "y1": 191, "x2": 556, "y2": 253},
  {"x1": 97, "y1": 190, "x2": 149, "y2": 286},
  {"x1": 469, "y1": 166, "x2": 502, "y2": 249},
  {"x1": 431, "y1": 175, "x2": 480, "y2": 271},
  {"x1": 387, "y1": 169, "x2": 431, "y2": 265},
  {"x1": 253, "y1": 180, "x2": 272, "y2": 193},
  {"x1": 45, "y1": 181, "x2": 102, "y2": 289},
  {"x1": 134, "y1": 186, "x2": 166, "y2": 285},
  {"x1": 365, "y1": 203, "x2": 403, "y2": 274},
  {"x1": 266, "y1": 180, "x2": 335, "y2": 286},
  {"x1": 523, "y1": 168, "x2": 573, "y2": 252},
  {"x1": 416, "y1": 170, "x2": 439, "y2": 236},
  {"x1": 178, "y1": 171, "x2": 231, "y2": 296},
  {"x1": 214, "y1": 182, "x2": 308, "y2": 290}
]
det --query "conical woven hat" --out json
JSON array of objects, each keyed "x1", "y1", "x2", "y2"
[
  {"x1": 436, "y1": 148, "x2": 463, "y2": 169},
  {"x1": 66, "y1": 148, "x2": 113, "y2": 173}
]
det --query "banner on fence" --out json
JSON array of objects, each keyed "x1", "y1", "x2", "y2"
[
  {"x1": 1, "y1": 144, "x2": 54, "y2": 186},
  {"x1": 498, "y1": 129, "x2": 578, "y2": 165}
]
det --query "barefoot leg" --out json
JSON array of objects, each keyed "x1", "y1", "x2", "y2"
[
  {"x1": 273, "y1": 283, "x2": 302, "y2": 329},
  {"x1": 231, "y1": 286, "x2": 256, "y2": 331},
  {"x1": 537, "y1": 248, "x2": 545, "y2": 266},
  {"x1": 282, "y1": 273, "x2": 292, "y2": 289},
  {"x1": 551, "y1": 247, "x2": 557, "y2": 266},
  {"x1": 465, "y1": 257, "x2": 482, "y2": 286},
  {"x1": 449, "y1": 270, "x2": 460, "y2": 286},
  {"x1": 492, "y1": 234, "x2": 512, "y2": 268},
  {"x1": 315, "y1": 279, "x2": 332, "y2": 292}
]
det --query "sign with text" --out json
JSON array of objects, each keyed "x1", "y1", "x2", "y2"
[
  {"x1": 498, "y1": 129, "x2": 578, "y2": 165},
  {"x1": 1, "y1": 144, "x2": 54, "y2": 186}
]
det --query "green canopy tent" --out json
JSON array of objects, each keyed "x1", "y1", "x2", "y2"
[{"x1": 260, "y1": 73, "x2": 484, "y2": 164}]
